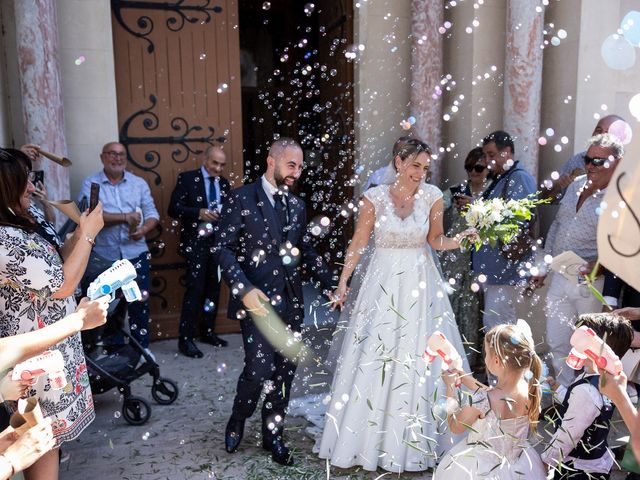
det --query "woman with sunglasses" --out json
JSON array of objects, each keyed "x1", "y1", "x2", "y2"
[
  {"x1": 0, "y1": 148, "x2": 104, "y2": 480},
  {"x1": 439, "y1": 147, "x2": 492, "y2": 370}
]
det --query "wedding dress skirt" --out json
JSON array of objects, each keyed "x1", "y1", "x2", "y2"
[{"x1": 317, "y1": 184, "x2": 469, "y2": 473}]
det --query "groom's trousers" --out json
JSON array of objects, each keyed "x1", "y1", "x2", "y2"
[{"x1": 231, "y1": 291, "x2": 303, "y2": 424}]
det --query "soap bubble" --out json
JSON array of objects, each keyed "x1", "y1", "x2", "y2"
[
  {"x1": 608, "y1": 119, "x2": 633, "y2": 145},
  {"x1": 629, "y1": 93, "x2": 640, "y2": 121},
  {"x1": 601, "y1": 34, "x2": 636, "y2": 70},
  {"x1": 204, "y1": 300, "x2": 215, "y2": 312},
  {"x1": 621, "y1": 10, "x2": 640, "y2": 46}
]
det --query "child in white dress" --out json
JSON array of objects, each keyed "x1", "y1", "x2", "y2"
[{"x1": 434, "y1": 322, "x2": 547, "y2": 480}]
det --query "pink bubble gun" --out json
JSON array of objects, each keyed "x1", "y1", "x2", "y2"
[
  {"x1": 566, "y1": 326, "x2": 622, "y2": 375},
  {"x1": 12, "y1": 350, "x2": 67, "y2": 390},
  {"x1": 423, "y1": 331, "x2": 464, "y2": 372}
]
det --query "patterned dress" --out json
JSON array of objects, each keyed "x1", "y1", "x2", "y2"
[
  {"x1": 438, "y1": 187, "x2": 485, "y2": 368},
  {"x1": 0, "y1": 207, "x2": 94, "y2": 445}
]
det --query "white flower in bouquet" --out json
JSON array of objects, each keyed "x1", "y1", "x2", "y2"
[
  {"x1": 488, "y1": 200, "x2": 504, "y2": 223},
  {"x1": 464, "y1": 203, "x2": 486, "y2": 228},
  {"x1": 458, "y1": 194, "x2": 550, "y2": 250}
]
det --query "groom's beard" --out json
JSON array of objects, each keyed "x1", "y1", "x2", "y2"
[{"x1": 274, "y1": 170, "x2": 297, "y2": 188}]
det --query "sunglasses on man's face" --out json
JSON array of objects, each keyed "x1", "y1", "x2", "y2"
[
  {"x1": 465, "y1": 164, "x2": 487, "y2": 173},
  {"x1": 583, "y1": 156, "x2": 610, "y2": 167}
]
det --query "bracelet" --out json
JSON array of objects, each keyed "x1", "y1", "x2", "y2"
[
  {"x1": 0, "y1": 453, "x2": 15, "y2": 477},
  {"x1": 84, "y1": 235, "x2": 95, "y2": 246}
]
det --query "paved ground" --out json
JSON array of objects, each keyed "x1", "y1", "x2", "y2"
[{"x1": 60, "y1": 287, "x2": 632, "y2": 479}]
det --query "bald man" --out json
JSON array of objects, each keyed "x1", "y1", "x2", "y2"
[
  {"x1": 168, "y1": 146, "x2": 231, "y2": 358},
  {"x1": 215, "y1": 137, "x2": 334, "y2": 466},
  {"x1": 79, "y1": 142, "x2": 160, "y2": 353}
]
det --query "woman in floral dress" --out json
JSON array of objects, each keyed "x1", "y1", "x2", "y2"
[{"x1": 0, "y1": 148, "x2": 103, "y2": 479}]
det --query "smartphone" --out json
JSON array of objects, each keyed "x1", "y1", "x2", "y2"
[
  {"x1": 450, "y1": 185, "x2": 465, "y2": 198},
  {"x1": 89, "y1": 182, "x2": 100, "y2": 212},
  {"x1": 32, "y1": 170, "x2": 44, "y2": 185}
]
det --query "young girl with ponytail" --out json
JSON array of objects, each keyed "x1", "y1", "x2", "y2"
[{"x1": 434, "y1": 321, "x2": 546, "y2": 479}]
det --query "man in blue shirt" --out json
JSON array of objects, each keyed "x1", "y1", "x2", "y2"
[
  {"x1": 472, "y1": 131, "x2": 537, "y2": 329},
  {"x1": 79, "y1": 142, "x2": 159, "y2": 352}
]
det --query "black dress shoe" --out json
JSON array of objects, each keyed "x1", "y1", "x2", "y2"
[
  {"x1": 266, "y1": 435, "x2": 294, "y2": 466},
  {"x1": 200, "y1": 334, "x2": 228, "y2": 347},
  {"x1": 225, "y1": 417, "x2": 245, "y2": 453},
  {"x1": 262, "y1": 424, "x2": 294, "y2": 466},
  {"x1": 178, "y1": 339, "x2": 203, "y2": 358}
]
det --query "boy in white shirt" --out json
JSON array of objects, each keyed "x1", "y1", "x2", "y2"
[{"x1": 542, "y1": 313, "x2": 634, "y2": 479}]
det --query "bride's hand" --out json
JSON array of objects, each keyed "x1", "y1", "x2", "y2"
[
  {"x1": 331, "y1": 283, "x2": 349, "y2": 311},
  {"x1": 455, "y1": 228, "x2": 479, "y2": 247}
]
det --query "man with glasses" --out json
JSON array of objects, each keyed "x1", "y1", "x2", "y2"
[
  {"x1": 530, "y1": 133, "x2": 624, "y2": 386},
  {"x1": 543, "y1": 114, "x2": 627, "y2": 202},
  {"x1": 78, "y1": 142, "x2": 159, "y2": 355}
]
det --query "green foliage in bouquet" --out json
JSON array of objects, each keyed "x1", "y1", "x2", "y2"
[{"x1": 459, "y1": 194, "x2": 551, "y2": 251}]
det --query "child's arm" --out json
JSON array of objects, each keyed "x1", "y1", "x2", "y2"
[
  {"x1": 448, "y1": 405, "x2": 483, "y2": 435},
  {"x1": 541, "y1": 383, "x2": 602, "y2": 468},
  {"x1": 442, "y1": 370, "x2": 484, "y2": 434},
  {"x1": 598, "y1": 370, "x2": 638, "y2": 430},
  {"x1": 459, "y1": 371, "x2": 489, "y2": 391}
]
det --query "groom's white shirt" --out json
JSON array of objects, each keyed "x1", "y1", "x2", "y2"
[{"x1": 261, "y1": 175, "x2": 278, "y2": 207}]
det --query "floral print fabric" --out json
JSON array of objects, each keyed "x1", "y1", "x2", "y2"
[{"x1": 0, "y1": 207, "x2": 94, "y2": 445}]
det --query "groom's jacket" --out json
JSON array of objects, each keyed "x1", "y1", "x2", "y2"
[{"x1": 214, "y1": 181, "x2": 334, "y2": 321}]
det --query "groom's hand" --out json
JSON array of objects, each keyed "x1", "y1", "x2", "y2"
[{"x1": 242, "y1": 288, "x2": 269, "y2": 317}]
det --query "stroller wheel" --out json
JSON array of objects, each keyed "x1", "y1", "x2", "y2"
[
  {"x1": 151, "y1": 377, "x2": 179, "y2": 405},
  {"x1": 122, "y1": 396, "x2": 151, "y2": 425}
]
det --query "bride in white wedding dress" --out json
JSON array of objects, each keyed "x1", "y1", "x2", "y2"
[{"x1": 317, "y1": 138, "x2": 478, "y2": 473}]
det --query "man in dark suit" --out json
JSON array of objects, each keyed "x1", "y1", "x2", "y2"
[
  {"x1": 215, "y1": 138, "x2": 334, "y2": 466},
  {"x1": 168, "y1": 145, "x2": 231, "y2": 358}
]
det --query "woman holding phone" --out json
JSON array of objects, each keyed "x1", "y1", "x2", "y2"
[
  {"x1": 439, "y1": 147, "x2": 491, "y2": 369},
  {"x1": 0, "y1": 148, "x2": 104, "y2": 480}
]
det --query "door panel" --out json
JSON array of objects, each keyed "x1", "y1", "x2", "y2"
[{"x1": 111, "y1": 0, "x2": 243, "y2": 338}]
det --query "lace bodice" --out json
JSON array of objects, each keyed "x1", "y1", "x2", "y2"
[
  {"x1": 467, "y1": 390, "x2": 534, "y2": 464},
  {"x1": 364, "y1": 184, "x2": 443, "y2": 249}
]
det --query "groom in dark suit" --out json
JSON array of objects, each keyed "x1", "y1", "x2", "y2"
[
  {"x1": 168, "y1": 146, "x2": 231, "y2": 358},
  {"x1": 215, "y1": 138, "x2": 334, "y2": 466}
]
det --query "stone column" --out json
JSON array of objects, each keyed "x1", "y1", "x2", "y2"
[
  {"x1": 503, "y1": 0, "x2": 545, "y2": 178},
  {"x1": 410, "y1": 0, "x2": 443, "y2": 184},
  {"x1": 14, "y1": 0, "x2": 69, "y2": 222}
]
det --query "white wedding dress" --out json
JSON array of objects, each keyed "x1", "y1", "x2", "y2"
[{"x1": 317, "y1": 184, "x2": 469, "y2": 473}]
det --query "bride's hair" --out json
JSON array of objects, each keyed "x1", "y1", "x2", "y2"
[
  {"x1": 393, "y1": 138, "x2": 431, "y2": 171},
  {"x1": 485, "y1": 324, "x2": 542, "y2": 429}
]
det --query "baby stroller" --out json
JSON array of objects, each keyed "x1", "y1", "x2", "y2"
[
  {"x1": 63, "y1": 205, "x2": 178, "y2": 425},
  {"x1": 81, "y1": 295, "x2": 179, "y2": 425}
]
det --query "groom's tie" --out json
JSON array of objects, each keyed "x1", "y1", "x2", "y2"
[{"x1": 273, "y1": 193, "x2": 288, "y2": 231}]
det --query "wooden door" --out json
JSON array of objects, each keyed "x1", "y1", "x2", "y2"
[{"x1": 111, "y1": 0, "x2": 243, "y2": 338}]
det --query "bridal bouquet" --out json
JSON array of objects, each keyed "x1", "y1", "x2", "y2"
[{"x1": 459, "y1": 195, "x2": 549, "y2": 251}]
